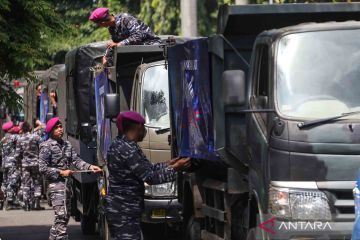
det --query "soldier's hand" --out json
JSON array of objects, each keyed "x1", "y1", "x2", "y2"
[
  {"x1": 89, "y1": 165, "x2": 102, "y2": 173},
  {"x1": 102, "y1": 56, "x2": 107, "y2": 65},
  {"x1": 107, "y1": 41, "x2": 117, "y2": 49},
  {"x1": 168, "y1": 157, "x2": 180, "y2": 165},
  {"x1": 60, "y1": 169, "x2": 73, "y2": 177},
  {"x1": 170, "y1": 157, "x2": 191, "y2": 171}
]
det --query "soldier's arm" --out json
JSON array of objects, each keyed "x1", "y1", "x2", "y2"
[
  {"x1": 118, "y1": 15, "x2": 145, "y2": 45},
  {"x1": 70, "y1": 146, "x2": 91, "y2": 170},
  {"x1": 124, "y1": 148, "x2": 176, "y2": 185},
  {"x1": 39, "y1": 144, "x2": 61, "y2": 180}
]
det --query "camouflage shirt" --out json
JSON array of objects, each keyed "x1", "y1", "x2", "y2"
[
  {"x1": 39, "y1": 138, "x2": 91, "y2": 182},
  {"x1": 14, "y1": 132, "x2": 41, "y2": 167},
  {"x1": 106, "y1": 135, "x2": 176, "y2": 215},
  {"x1": 108, "y1": 13, "x2": 161, "y2": 45},
  {"x1": 1, "y1": 133, "x2": 19, "y2": 168}
]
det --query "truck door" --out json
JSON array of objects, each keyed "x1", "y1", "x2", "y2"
[
  {"x1": 133, "y1": 63, "x2": 171, "y2": 163},
  {"x1": 248, "y1": 43, "x2": 271, "y2": 168}
]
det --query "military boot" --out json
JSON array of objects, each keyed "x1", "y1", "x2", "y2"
[
  {"x1": 24, "y1": 201, "x2": 31, "y2": 211},
  {"x1": 32, "y1": 197, "x2": 45, "y2": 210}
]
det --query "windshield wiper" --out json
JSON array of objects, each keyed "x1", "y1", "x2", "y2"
[{"x1": 297, "y1": 111, "x2": 360, "y2": 129}]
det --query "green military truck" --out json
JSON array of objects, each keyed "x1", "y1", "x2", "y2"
[{"x1": 104, "y1": 3, "x2": 360, "y2": 239}]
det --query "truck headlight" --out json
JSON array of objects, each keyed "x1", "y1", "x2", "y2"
[
  {"x1": 269, "y1": 187, "x2": 331, "y2": 221},
  {"x1": 145, "y1": 181, "x2": 177, "y2": 197}
]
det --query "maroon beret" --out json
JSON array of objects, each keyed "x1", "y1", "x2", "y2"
[
  {"x1": 11, "y1": 126, "x2": 21, "y2": 134},
  {"x1": 89, "y1": 7, "x2": 109, "y2": 22},
  {"x1": 46, "y1": 117, "x2": 60, "y2": 133},
  {"x1": 116, "y1": 111, "x2": 145, "y2": 132},
  {"x1": 2, "y1": 121, "x2": 13, "y2": 132}
]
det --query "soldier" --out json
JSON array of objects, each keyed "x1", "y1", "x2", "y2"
[
  {"x1": 39, "y1": 117, "x2": 102, "y2": 240},
  {"x1": 105, "y1": 111, "x2": 190, "y2": 240},
  {"x1": 1, "y1": 121, "x2": 21, "y2": 210},
  {"x1": 89, "y1": 7, "x2": 161, "y2": 65},
  {"x1": 14, "y1": 121, "x2": 44, "y2": 211}
]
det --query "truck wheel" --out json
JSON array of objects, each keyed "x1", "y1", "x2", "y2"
[
  {"x1": 81, "y1": 214, "x2": 96, "y2": 235},
  {"x1": 98, "y1": 213, "x2": 110, "y2": 240},
  {"x1": 246, "y1": 228, "x2": 257, "y2": 240},
  {"x1": 186, "y1": 216, "x2": 201, "y2": 240}
]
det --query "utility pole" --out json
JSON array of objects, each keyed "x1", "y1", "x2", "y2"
[{"x1": 181, "y1": 0, "x2": 198, "y2": 37}]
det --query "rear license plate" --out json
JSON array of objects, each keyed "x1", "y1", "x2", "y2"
[{"x1": 151, "y1": 209, "x2": 166, "y2": 218}]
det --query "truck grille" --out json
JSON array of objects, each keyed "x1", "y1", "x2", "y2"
[{"x1": 321, "y1": 188, "x2": 355, "y2": 222}]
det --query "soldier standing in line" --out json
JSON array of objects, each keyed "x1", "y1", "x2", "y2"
[
  {"x1": 89, "y1": 7, "x2": 162, "y2": 66},
  {"x1": 39, "y1": 117, "x2": 102, "y2": 240},
  {"x1": 14, "y1": 121, "x2": 44, "y2": 211},
  {"x1": 1, "y1": 121, "x2": 21, "y2": 210},
  {"x1": 105, "y1": 111, "x2": 190, "y2": 240}
]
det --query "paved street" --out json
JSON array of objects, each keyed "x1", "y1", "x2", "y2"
[
  {"x1": 0, "y1": 202, "x2": 97, "y2": 240},
  {"x1": 0, "y1": 201, "x2": 182, "y2": 240}
]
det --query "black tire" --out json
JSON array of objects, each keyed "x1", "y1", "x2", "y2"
[
  {"x1": 186, "y1": 216, "x2": 201, "y2": 240},
  {"x1": 98, "y1": 213, "x2": 110, "y2": 240},
  {"x1": 81, "y1": 214, "x2": 96, "y2": 235},
  {"x1": 246, "y1": 228, "x2": 257, "y2": 240}
]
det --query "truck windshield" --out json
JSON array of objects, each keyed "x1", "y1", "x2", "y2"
[
  {"x1": 142, "y1": 64, "x2": 170, "y2": 127},
  {"x1": 276, "y1": 29, "x2": 360, "y2": 119}
]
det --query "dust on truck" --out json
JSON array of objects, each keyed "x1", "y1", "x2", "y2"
[{"x1": 166, "y1": 3, "x2": 360, "y2": 240}]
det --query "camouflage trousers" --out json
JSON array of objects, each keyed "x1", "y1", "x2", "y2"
[
  {"x1": 21, "y1": 166, "x2": 42, "y2": 205},
  {"x1": 1, "y1": 167, "x2": 21, "y2": 201},
  {"x1": 106, "y1": 210, "x2": 141, "y2": 240},
  {"x1": 48, "y1": 182, "x2": 71, "y2": 240}
]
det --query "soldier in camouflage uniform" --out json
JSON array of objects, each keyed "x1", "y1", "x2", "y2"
[
  {"x1": 39, "y1": 117, "x2": 102, "y2": 240},
  {"x1": 14, "y1": 121, "x2": 44, "y2": 210},
  {"x1": 105, "y1": 111, "x2": 190, "y2": 240},
  {"x1": 89, "y1": 7, "x2": 161, "y2": 66},
  {"x1": 1, "y1": 121, "x2": 21, "y2": 209}
]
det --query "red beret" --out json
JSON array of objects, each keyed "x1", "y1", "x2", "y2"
[
  {"x1": 89, "y1": 7, "x2": 109, "y2": 22},
  {"x1": 2, "y1": 121, "x2": 14, "y2": 132},
  {"x1": 46, "y1": 117, "x2": 60, "y2": 133},
  {"x1": 116, "y1": 111, "x2": 145, "y2": 131},
  {"x1": 11, "y1": 126, "x2": 21, "y2": 134}
]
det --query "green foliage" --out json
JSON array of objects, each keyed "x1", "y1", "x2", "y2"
[
  {"x1": 0, "y1": 0, "x2": 65, "y2": 79},
  {"x1": 139, "y1": 0, "x2": 180, "y2": 35},
  {"x1": 0, "y1": 77, "x2": 23, "y2": 112},
  {"x1": 0, "y1": 0, "x2": 65, "y2": 111}
]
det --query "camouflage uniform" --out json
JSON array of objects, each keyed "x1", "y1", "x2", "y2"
[
  {"x1": 109, "y1": 13, "x2": 161, "y2": 46},
  {"x1": 14, "y1": 132, "x2": 42, "y2": 206},
  {"x1": 105, "y1": 135, "x2": 176, "y2": 240},
  {"x1": 39, "y1": 138, "x2": 91, "y2": 240},
  {"x1": 1, "y1": 133, "x2": 20, "y2": 202}
]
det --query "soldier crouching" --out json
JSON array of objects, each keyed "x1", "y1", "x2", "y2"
[{"x1": 39, "y1": 117, "x2": 102, "y2": 240}]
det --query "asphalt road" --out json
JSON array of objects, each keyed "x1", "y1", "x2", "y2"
[
  {"x1": 0, "y1": 201, "x2": 183, "y2": 240},
  {"x1": 0, "y1": 202, "x2": 98, "y2": 240}
]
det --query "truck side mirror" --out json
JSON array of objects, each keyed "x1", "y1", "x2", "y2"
[
  {"x1": 0, "y1": 106, "x2": 6, "y2": 119},
  {"x1": 104, "y1": 94, "x2": 120, "y2": 119},
  {"x1": 223, "y1": 70, "x2": 246, "y2": 106},
  {"x1": 46, "y1": 112, "x2": 54, "y2": 123}
]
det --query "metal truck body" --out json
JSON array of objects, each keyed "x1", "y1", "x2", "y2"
[{"x1": 166, "y1": 3, "x2": 360, "y2": 240}]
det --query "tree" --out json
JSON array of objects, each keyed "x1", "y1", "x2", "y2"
[{"x1": 0, "y1": 0, "x2": 66, "y2": 111}]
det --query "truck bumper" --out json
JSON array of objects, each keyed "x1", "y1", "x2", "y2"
[
  {"x1": 258, "y1": 221, "x2": 353, "y2": 240},
  {"x1": 141, "y1": 198, "x2": 182, "y2": 224}
]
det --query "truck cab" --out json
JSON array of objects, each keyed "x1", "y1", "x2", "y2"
[
  {"x1": 130, "y1": 61, "x2": 180, "y2": 223},
  {"x1": 166, "y1": 3, "x2": 360, "y2": 240}
]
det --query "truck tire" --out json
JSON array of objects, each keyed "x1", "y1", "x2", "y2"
[
  {"x1": 98, "y1": 213, "x2": 110, "y2": 240},
  {"x1": 81, "y1": 214, "x2": 96, "y2": 235},
  {"x1": 246, "y1": 228, "x2": 257, "y2": 240},
  {"x1": 186, "y1": 216, "x2": 201, "y2": 240}
]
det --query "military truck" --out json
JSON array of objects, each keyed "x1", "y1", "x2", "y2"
[
  {"x1": 165, "y1": 3, "x2": 360, "y2": 240},
  {"x1": 63, "y1": 39, "x2": 189, "y2": 238},
  {"x1": 105, "y1": 3, "x2": 360, "y2": 240}
]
